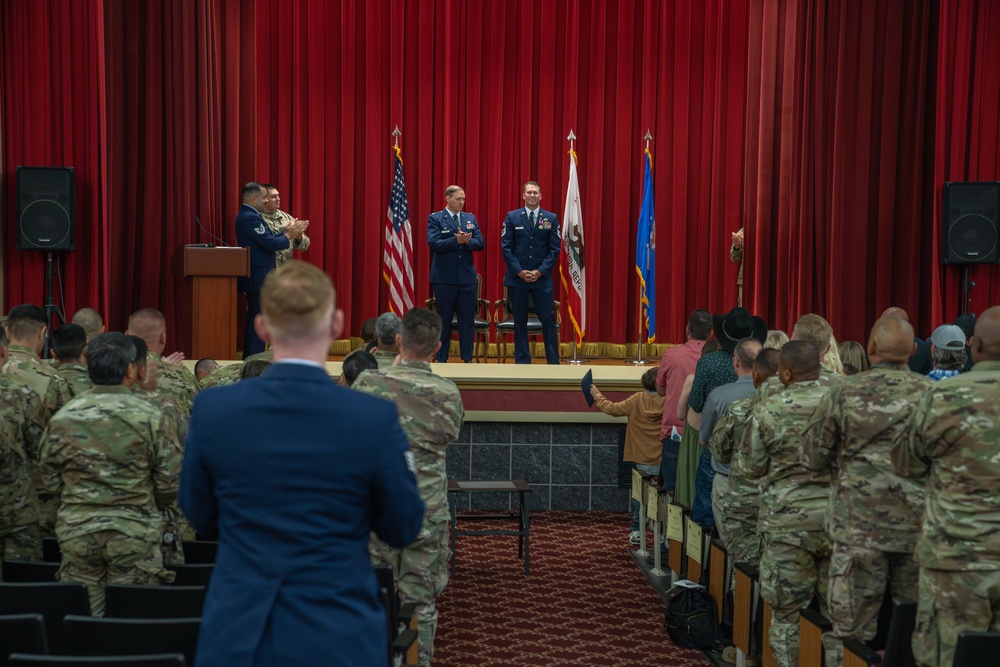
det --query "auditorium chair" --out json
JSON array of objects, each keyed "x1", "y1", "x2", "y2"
[
  {"x1": 7, "y1": 654, "x2": 185, "y2": 667},
  {"x1": 42, "y1": 538, "x2": 61, "y2": 564},
  {"x1": 0, "y1": 582, "x2": 91, "y2": 648},
  {"x1": 57, "y1": 616, "x2": 199, "y2": 666},
  {"x1": 494, "y1": 287, "x2": 560, "y2": 363},
  {"x1": 424, "y1": 274, "x2": 491, "y2": 362},
  {"x1": 0, "y1": 613, "x2": 49, "y2": 663},
  {"x1": 842, "y1": 599, "x2": 917, "y2": 667},
  {"x1": 2, "y1": 560, "x2": 59, "y2": 582},
  {"x1": 798, "y1": 608, "x2": 831, "y2": 667},
  {"x1": 165, "y1": 564, "x2": 213, "y2": 587},
  {"x1": 178, "y1": 540, "x2": 217, "y2": 564},
  {"x1": 104, "y1": 585, "x2": 206, "y2": 619},
  {"x1": 375, "y1": 565, "x2": 419, "y2": 667},
  {"x1": 953, "y1": 631, "x2": 1000, "y2": 667}
]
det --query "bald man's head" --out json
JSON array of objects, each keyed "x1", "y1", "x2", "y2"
[
  {"x1": 778, "y1": 340, "x2": 820, "y2": 386},
  {"x1": 882, "y1": 306, "x2": 910, "y2": 322},
  {"x1": 71, "y1": 308, "x2": 104, "y2": 342},
  {"x1": 971, "y1": 306, "x2": 1000, "y2": 363},
  {"x1": 753, "y1": 348, "x2": 780, "y2": 389},
  {"x1": 126, "y1": 308, "x2": 167, "y2": 354},
  {"x1": 867, "y1": 316, "x2": 916, "y2": 365}
]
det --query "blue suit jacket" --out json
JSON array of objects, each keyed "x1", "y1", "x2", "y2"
[
  {"x1": 427, "y1": 209, "x2": 485, "y2": 285},
  {"x1": 179, "y1": 362, "x2": 425, "y2": 667},
  {"x1": 501, "y1": 207, "x2": 561, "y2": 289},
  {"x1": 235, "y1": 204, "x2": 290, "y2": 293}
]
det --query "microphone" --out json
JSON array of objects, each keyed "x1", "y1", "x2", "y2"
[{"x1": 194, "y1": 216, "x2": 231, "y2": 247}]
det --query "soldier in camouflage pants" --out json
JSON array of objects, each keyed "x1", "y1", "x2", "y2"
[
  {"x1": 802, "y1": 316, "x2": 928, "y2": 667},
  {"x1": 354, "y1": 308, "x2": 464, "y2": 667},
  {"x1": 746, "y1": 342, "x2": 836, "y2": 667},
  {"x1": 893, "y1": 306, "x2": 1000, "y2": 667}
]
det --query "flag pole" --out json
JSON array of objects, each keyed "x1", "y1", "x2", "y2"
[
  {"x1": 632, "y1": 130, "x2": 653, "y2": 366},
  {"x1": 567, "y1": 129, "x2": 583, "y2": 366}
]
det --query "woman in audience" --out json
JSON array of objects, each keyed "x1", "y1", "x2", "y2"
[
  {"x1": 838, "y1": 340, "x2": 868, "y2": 375},
  {"x1": 765, "y1": 329, "x2": 788, "y2": 349}
]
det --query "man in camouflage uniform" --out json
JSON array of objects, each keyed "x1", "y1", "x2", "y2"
[
  {"x1": 802, "y1": 316, "x2": 929, "y2": 667},
  {"x1": 193, "y1": 358, "x2": 219, "y2": 386},
  {"x1": 746, "y1": 341, "x2": 834, "y2": 667},
  {"x1": 126, "y1": 308, "x2": 198, "y2": 416},
  {"x1": 353, "y1": 308, "x2": 463, "y2": 667},
  {"x1": 4, "y1": 304, "x2": 73, "y2": 535},
  {"x1": 709, "y1": 348, "x2": 780, "y2": 570},
  {"x1": 372, "y1": 311, "x2": 402, "y2": 369},
  {"x1": 39, "y1": 333, "x2": 179, "y2": 615},
  {"x1": 200, "y1": 351, "x2": 274, "y2": 389},
  {"x1": 127, "y1": 335, "x2": 191, "y2": 565},
  {"x1": 52, "y1": 324, "x2": 93, "y2": 398},
  {"x1": 892, "y1": 305, "x2": 1000, "y2": 667},
  {"x1": 0, "y1": 327, "x2": 45, "y2": 560},
  {"x1": 71, "y1": 307, "x2": 104, "y2": 342},
  {"x1": 262, "y1": 184, "x2": 311, "y2": 267}
]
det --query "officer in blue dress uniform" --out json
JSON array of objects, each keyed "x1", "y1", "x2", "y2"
[
  {"x1": 500, "y1": 181, "x2": 561, "y2": 364},
  {"x1": 427, "y1": 185, "x2": 485, "y2": 363}
]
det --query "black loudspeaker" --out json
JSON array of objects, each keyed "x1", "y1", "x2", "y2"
[
  {"x1": 17, "y1": 166, "x2": 75, "y2": 251},
  {"x1": 943, "y1": 181, "x2": 999, "y2": 264}
]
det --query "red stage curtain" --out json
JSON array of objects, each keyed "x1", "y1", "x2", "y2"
[
  {"x1": 743, "y1": 0, "x2": 939, "y2": 343},
  {"x1": 2, "y1": 0, "x2": 999, "y2": 349},
  {"x1": 932, "y1": 0, "x2": 1000, "y2": 322},
  {"x1": 0, "y1": 0, "x2": 109, "y2": 325},
  {"x1": 250, "y1": 0, "x2": 750, "y2": 343}
]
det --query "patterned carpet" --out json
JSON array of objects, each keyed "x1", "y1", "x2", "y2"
[{"x1": 435, "y1": 511, "x2": 710, "y2": 666}]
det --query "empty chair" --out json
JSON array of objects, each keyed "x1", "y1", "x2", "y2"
[
  {"x1": 57, "y1": 616, "x2": 199, "y2": 666},
  {"x1": 178, "y1": 541, "x2": 216, "y2": 565},
  {"x1": 0, "y1": 583, "x2": 91, "y2": 647},
  {"x1": 42, "y1": 538, "x2": 61, "y2": 564},
  {"x1": 953, "y1": 631, "x2": 1000, "y2": 667},
  {"x1": 164, "y1": 564, "x2": 213, "y2": 587},
  {"x1": 7, "y1": 654, "x2": 185, "y2": 667},
  {"x1": 104, "y1": 585, "x2": 205, "y2": 619},
  {"x1": 3, "y1": 560, "x2": 59, "y2": 582},
  {"x1": 0, "y1": 613, "x2": 49, "y2": 662}
]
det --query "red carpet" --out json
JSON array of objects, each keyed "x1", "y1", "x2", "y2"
[{"x1": 436, "y1": 511, "x2": 709, "y2": 666}]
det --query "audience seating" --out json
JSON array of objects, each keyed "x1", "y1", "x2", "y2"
[
  {"x1": 374, "y1": 565, "x2": 418, "y2": 667},
  {"x1": 0, "y1": 613, "x2": 49, "y2": 663},
  {"x1": 164, "y1": 564, "x2": 213, "y2": 587},
  {"x1": 685, "y1": 519, "x2": 709, "y2": 584},
  {"x1": 57, "y1": 616, "x2": 199, "y2": 665},
  {"x1": 424, "y1": 274, "x2": 491, "y2": 362},
  {"x1": 708, "y1": 539, "x2": 728, "y2": 626},
  {"x1": 178, "y1": 541, "x2": 216, "y2": 565},
  {"x1": 798, "y1": 608, "x2": 831, "y2": 667},
  {"x1": 2, "y1": 560, "x2": 59, "y2": 582},
  {"x1": 0, "y1": 583, "x2": 91, "y2": 648},
  {"x1": 41, "y1": 538, "x2": 61, "y2": 564},
  {"x1": 665, "y1": 505, "x2": 687, "y2": 580},
  {"x1": 7, "y1": 655, "x2": 185, "y2": 667},
  {"x1": 953, "y1": 631, "x2": 1000, "y2": 667},
  {"x1": 104, "y1": 585, "x2": 206, "y2": 619},
  {"x1": 493, "y1": 287, "x2": 560, "y2": 363},
  {"x1": 842, "y1": 599, "x2": 917, "y2": 667}
]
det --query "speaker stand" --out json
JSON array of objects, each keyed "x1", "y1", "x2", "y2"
[
  {"x1": 42, "y1": 252, "x2": 59, "y2": 360},
  {"x1": 961, "y1": 266, "x2": 976, "y2": 316}
]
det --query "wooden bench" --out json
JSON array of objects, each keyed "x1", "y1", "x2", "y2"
[{"x1": 448, "y1": 479, "x2": 533, "y2": 575}]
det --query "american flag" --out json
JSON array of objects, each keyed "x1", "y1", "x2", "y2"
[{"x1": 383, "y1": 145, "x2": 414, "y2": 314}]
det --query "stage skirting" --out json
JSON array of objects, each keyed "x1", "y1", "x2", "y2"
[{"x1": 193, "y1": 361, "x2": 651, "y2": 511}]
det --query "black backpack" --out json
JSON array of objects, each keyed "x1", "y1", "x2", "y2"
[{"x1": 663, "y1": 581, "x2": 722, "y2": 650}]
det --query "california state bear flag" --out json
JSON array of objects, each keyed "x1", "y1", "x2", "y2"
[{"x1": 559, "y1": 150, "x2": 586, "y2": 344}]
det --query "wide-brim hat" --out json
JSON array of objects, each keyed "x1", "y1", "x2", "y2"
[{"x1": 712, "y1": 307, "x2": 767, "y2": 354}]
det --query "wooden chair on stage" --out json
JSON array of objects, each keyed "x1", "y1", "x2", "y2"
[
  {"x1": 494, "y1": 287, "x2": 560, "y2": 363},
  {"x1": 425, "y1": 274, "x2": 491, "y2": 362}
]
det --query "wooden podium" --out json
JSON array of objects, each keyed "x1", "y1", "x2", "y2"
[{"x1": 176, "y1": 246, "x2": 249, "y2": 360}]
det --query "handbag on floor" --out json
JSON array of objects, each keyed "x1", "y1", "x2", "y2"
[{"x1": 663, "y1": 580, "x2": 721, "y2": 651}]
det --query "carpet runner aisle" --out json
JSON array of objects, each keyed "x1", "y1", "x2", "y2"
[{"x1": 435, "y1": 510, "x2": 709, "y2": 666}]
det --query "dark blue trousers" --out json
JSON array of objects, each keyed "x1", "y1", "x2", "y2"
[
  {"x1": 243, "y1": 292, "x2": 266, "y2": 357},
  {"x1": 507, "y1": 284, "x2": 559, "y2": 364},
  {"x1": 433, "y1": 282, "x2": 476, "y2": 362}
]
